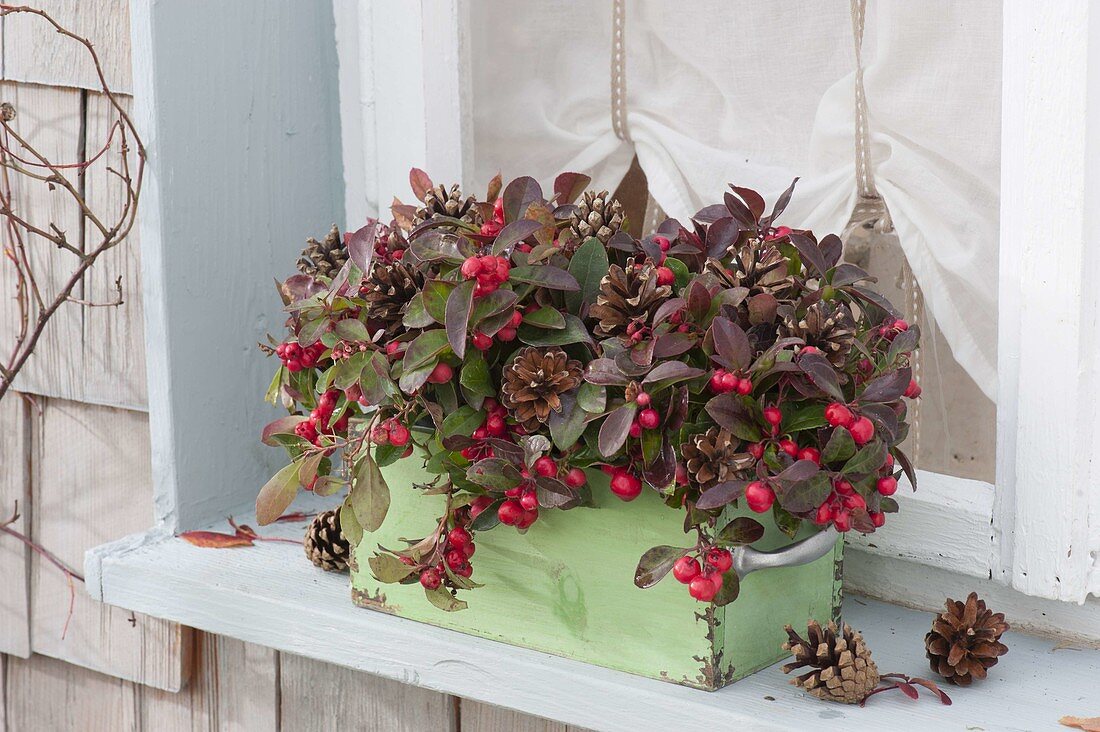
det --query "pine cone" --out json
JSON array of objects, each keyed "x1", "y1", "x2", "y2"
[
  {"x1": 500, "y1": 347, "x2": 583, "y2": 432},
  {"x1": 570, "y1": 190, "x2": 624, "y2": 244},
  {"x1": 924, "y1": 592, "x2": 1009, "y2": 686},
  {"x1": 297, "y1": 224, "x2": 347, "y2": 278},
  {"x1": 681, "y1": 427, "x2": 753, "y2": 491},
  {"x1": 588, "y1": 259, "x2": 672, "y2": 339},
  {"x1": 705, "y1": 241, "x2": 790, "y2": 296},
  {"x1": 304, "y1": 509, "x2": 350, "y2": 572},
  {"x1": 362, "y1": 259, "x2": 424, "y2": 336},
  {"x1": 780, "y1": 301, "x2": 857, "y2": 367},
  {"x1": 782, "y1": 620, "x2": 880, "y2": 704},
  {"x1": 414, "y1": 183, "x2": 479, "y2": 226}
]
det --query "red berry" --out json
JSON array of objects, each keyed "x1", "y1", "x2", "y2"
[
  {"x1": 688, "y1": 574, "x2": 719, "y2": 602},
  {"x1": 469, "y1": 496, "x2": 493, "y2": 518},
  {"x1": 708, "y1": 571, "x2": 725, "y2": 593},
  {"x1": 833, "y1": 509, "x2": 852, "y2": 532},
  {"x1": 495, "y1": 257, "x2": 510, "y2": 282},
  {"x1": 462, "y1": 542, "x2": 476, "y2": 558},
  {"x1": 497, "y1": 327, "x2": 518, "y2": 343},
  {"x1": 427, "y1": 362, "x2": 453, "y2": 384},
  {"x1": 386, "y1": 340, "x2": 404, "y2": 357},
  {"x1": 843, "y1": 493, "x2": 866, "y2": 511},
  {"x1": 720, "y1": 371, "x2": 740, "y2": 392},
  {"x1": 825, "y1": 402, "x2": 854, "y2": 427},
  {"x1": 735, "y1": 378, "x2": 753, "y2": 395},
  {"x1": 672, "y1": 556, "x2": 700, "y2": 584},
  {"x1": 675, "y1": 462, "x2": 690, "y2": 486},
  {"x1": 516, "y1": 508, "x2": 538, "y2": 529},
  {"x1": 388, "y1": 423, "x2": 410, "y2": 447},
  {"x1": 454, "y1": 563, "x2": 473, "y2": 578},
  {"x1": 472, "y1": 332, "x2": 493, "y2": 351},
  {"x1": 779, "y1": 439, "x2": 799, "y2": 458},
  {"x1": 460, "y1": 257, "x2": 481, "y2": 278},
  {"x1": 445, "y1": 549, "x2": 467, "y2": 570},
  {"x1": 904, "y1": 379, "x2": 922, "y2": 399},
  {"x1": 655, "y1": 266, "x2": 675, "y2": 286},
  {"x1": 484, "y1": 414, "x2": 506, "y2": 437},
  {"x1": 748, "y1": 442, "x2": 765, "y2": 460},
  {"x1": 509, "y1": 310, "x2": 523, "y2": 328},
  {"x1": 709, "y1": 371, "x2": 729, "y2": 393},
  {"x1": 800, "y1": 345, "x2": 820, "y2": 355},
  {"x1": 498, "y1": 499, "x2": 524, "y2": 525},
  {"x1": 876, "y1": 476, "x2": 898, "y2": 495},
  {"x1": 763, "y1": 406, "x2": 782, "y2": 427},
  {"x1": 814, "y1": 502, "x2": 833, "y2": 526},
  {"x1": 534, "y1": 456, "x2": 557, "y2": 477},
  {"x1": 893, "y1": 318, "x2": 909, "y2": 331},
  {"x1": 370, "y1": 425, "x2": 390, "y2": 445},
  {"x1": 635, "y1": 391, "x2": 651, "y2": 407},
  {"x1": 654, "y1": 235, "x2": 671, "y2": 252},
  {"x1": 419, "y1": 568, "x2": 442, "y2": 589},
  {"x1": 519, "y1": 489, "x2": 539, "y2": 511},
  {"x1": 565, "y1": 468, "x2": 587, "y2": 488},
  {"x1": 834, "y1": 479, "x2": 855, "y2": 496},
  {"x1": 638, "y1": 408, "x2": 660, "y2": 430},
  {"x1": 849, "y1": 416, "x2": 875, "y2": 445},
  {"x1": 744, "y1": 481, "x2": 775, "y2": 513},
  {"x1": 798, "y1": 447, "x2": 821, "y2": 464},
  {"x1": 705, "y1": 548, "x2": 733, "y2": 573},
  {"x1": 447, "y1": 527, "x2": 471, "y2": 548},
  {"x1": 629, "y1": 421, "x2": 642, "y2": 438},
  {"x1": 609, "y1": 472, "x2": 643, "y2": 501},
  {"x1": 870, "y1": 511, "x2": 886, "y2": 528}
]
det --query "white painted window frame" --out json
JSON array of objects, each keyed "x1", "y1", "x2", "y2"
[{"x1": 89, "y1": 0, "x2": 1100, "y2": 653}]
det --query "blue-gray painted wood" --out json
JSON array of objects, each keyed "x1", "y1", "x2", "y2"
[{"x1": 132, "y1": 0, "x2": 344, "y2": 530}]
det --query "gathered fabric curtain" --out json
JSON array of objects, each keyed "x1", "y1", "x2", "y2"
[{"x1": 469, "y1": 0, "x2": 1001, "y2": 400}]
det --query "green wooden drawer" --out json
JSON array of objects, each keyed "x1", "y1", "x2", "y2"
[{"x1": 351, "y1": 460, "x2": 843, "y2": 690}]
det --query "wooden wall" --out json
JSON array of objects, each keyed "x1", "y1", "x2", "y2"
[{"x1": 0, "y1": 3, "x2": 580, "y2": 729}]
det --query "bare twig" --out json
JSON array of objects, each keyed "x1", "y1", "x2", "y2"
[{"x1": 0, "y1": 4, "x2": 145, "y2": 403}]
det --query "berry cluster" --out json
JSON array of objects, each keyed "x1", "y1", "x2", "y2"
[
  {"x1": 672, "y1": 547, "x2": 734, "y2": 602},
  {"x1": 602, "y1": 464, "x2": 643, "y2": 501},
  {"x1": 460, "y1": 254, "x2": 511, "y2": 297},
  {"x1": 472, "y1": 310, "x2": 523, "y2": 351},
  {"x1": 708, "y1": 369, "x2": 753, "y2": 395},
  {"x1": 275, "y1": 341, "x2": 325, "y2": 372},
  {"x1": 370, "y1": 417, "x2": 411, "y2": 449},
  {"x1": 417, "y1": 523, "x2": 477, "y2": 589},
  {"x1": 479, "y1": 198, "x2": 506, "y2": 239},
  {"x1": 293, "y1": 389, "x2": 348, "y2": 446},
  {"x1": 825, "y1": 402, "x2": 875, "y2": 445},
  {"x1": 460, "y1": 398, "x2": 516, "y2": 461}
]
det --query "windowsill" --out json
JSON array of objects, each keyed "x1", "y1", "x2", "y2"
[{"x1": 86, "y1": 494, "x2": 1100, "y2": 731}]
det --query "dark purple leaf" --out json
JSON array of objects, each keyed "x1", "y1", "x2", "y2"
[
  {"x1": 729, "y1": 185, "x2": 766, "y2": 220},
  {"x1": 629, "y1": 337, "x2": 656, "y2": 367},
  {"x1": 553, "y1": 172, "x2": 591, "y2": 205},
  {"x1": 886, "y1": 327, "x2": 920, "y2": 364},
  {"x1": 706, "y1": 217, "x2": 740, "y2": 259},
  {"x1": 696, "y1": 480, "x2": 750, "y2": 510},
  {"x1": 491, "y1": 219, "x2": 542, "y2": 254},
  {"x1": 509, "y1": 264, "x2": 580, "y2": 291},
  {"x1": 705, "y1": 394, "x2": 763, "y2": 442},
  {"x1": 788, "y1": 232, "x2": 829, "y2": 277},
  {"x1": 345, "y1": 222, "x2": 377, "y2": 272},
  {"x1": 278, "y1": 274, "x2": 325, "y2": 304},
  {"x1": 773, "y1": 459, "x2": 821, "y2": 484},
  {"x1": 893, "y1": 447, "x2": 917, "y2": 490},
  {"x1": 774, "y1": 473, "x2": 831, "y2": 513},
  {"x1": 820, "y1": 234, "x2": 843, "y2": 268},
  {"x1": 747, "y1": 293, "x2": 778, "y2": 325},
  {"x1": 653, "y1": 333, "x2": 698, "y2": 358},
  {"x1": 909, "y1": 677, "x2": 952, "y2": 705},
  {"x1": 796, "y1": 351, "x2": 845, "y2": 401},
  {"x1": 847, "y1": 285, "x2": 901, "y2": 318},
  {"x1": 445, "y1": 280, "x2": 475, "y2": 359},
  {"x1": 642, "y1": 361, "x2": 705, "y2": 387},
  {"x1": 830, "y1": 262, "x2": 872, "y2": 287},
  {"x1": 485, "y1": 438, "x2": 525, "y2": 464},
  {"x1": 692, "y1": 204, "x2": 729, "y2": 225},
  {"x1": 860, "y1": 402, "x2": 899, "y2": 443},
  {"x1": 652, "y1": 297, "x2": 687, "y2": 326},
  {"x1": 717, "y1": 516, "x2": 765, "y2": 544},
  {"x1": 641, "y1": 438, "x2": 675, "y2": 489},
  {"x1": 664, "y1": 386, "x2": 690, "y2": 431},
  {"x1": 584, "y1": 359, "x2": 630, "y2": 386},
  {"x1": 607, "y1": 230, "x2": 636, "y2": 251},
  {"x1": 711, "y1": 317, "x2": 752, "y2": 370},
  {"x1": 535, "y1": 476, "x2": 574, "y2": 508},
  {"x1": 724, "y1": 191, "x2": 756, "y2": 228},
  {"x1": 598, "y1": 403, "x2": 637, "y2": 457},
  {"x1": 687, "y1": 280, "x2": 712, "y2": 320},
  {"x1": 502, "y1": 176, "x2": 543, "y2": 222},
  {"x1": 634, "y1": 545, "x2": 689, "y2": 589},
  {"x1": 470, "y1": 289, "x2": 518, "y2": 326},
  {"x1": 763, "y1": 177, "x2": 799, "y2": 227},
  {"x1": 859, "y1": 367, "x2": 912, "y2": 403}
]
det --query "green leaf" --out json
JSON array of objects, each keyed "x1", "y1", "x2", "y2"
[
  {"x1": 369, "y1": 553, "x2": 415, "y2": 583},
  {"x1": 564, "y1": 238, "x2": 609, "y2": 311},
  {"x1": 470, "y1": 289, "x2": 518, "y2": 326},
  {"x1": 469, "y1": 499, "x2": 504, "y2": 530},
  {"x1": 402, "y1": 294, "x2": 435, "y2": 328},
  {"x1": 523, "y1": 307, "x2": 566, "y2": 330},
  {"x1": 466, "y1": 458, "x2": 523, "y2": 490},
  {"x1": 548, "y1": 393, "x2": 588, "y2": 451},
  {"x1": 424, "y1": 584, "x2": 468, "y2": 611},
  {"x1": 339, "y1": 501, "x2": 363, "y2": 546},
  {"x1": 576, "y1": 382, "x2": 606, "y2": 413},
  {"x1": 255, "y1": 461, "x2": 302, "y2": 525},
  {"x1": 441, "y1": 406, "x2": 485, "y2": 438},
  {"x1": 374, "y1": 443, "x2": 404, "y2": 467},
  {"x1": 264, "y1": 365, "x2": 285, "y2": 405},
  {"x1": 782, "y1": 402, "x2": 827, "y2": 433},
  {"x1": 445, "y1": 280, "x2": 476, "y2": 359},
  {"x1": 774, "y1": 473, "x2": 831, "y2": 513},
  {"x1": 772, "y1": 504, "x2": 802, "y2": 539},
  {"x1": 633, "y1": 545, "x2": 689, "y2": 588},
  {"x1": 402, "y1": 329, "x2": 450, "y2": 371},
  {"x1": 842, "y1": 439, "x2": 888, "y2": 476},
  {"x1": 821, "y1": 426, "x2": 857, "y2": 464},
  {"x1": 460, "y1": 353, "x2": 494, "y2": 400},
  {"x1": 349, "y1": 453, "x2": 390, "y2": 532},
  {"x1": 517, "y1": 314, "x2": 593, "y2": 347},
  {"x1": 334, "y1": 318, "x2": 371, "y2": 342},
  {"x1": 664, "y1": 257, "x2": 690, "y2": 290},
  {"x1": 422, "y1": 280, "x2": 456, "y2": 324},
  {"x1": 509, "y1": 264, "x2": 580, "y2": 291},
  {"x1": 717, "y1": 517, "x2": 765, "y2": 545},
  {"x1": 640, "y1": 428, "x2": 662, "y2": 466}
]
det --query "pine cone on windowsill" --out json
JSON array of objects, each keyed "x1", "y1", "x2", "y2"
[{"x1": 924, "y1": 592, "x2": 1009, "y2": 685}]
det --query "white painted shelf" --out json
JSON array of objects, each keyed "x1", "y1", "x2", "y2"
[{"x1": 87, "y1": 495, "x2": 1100, "y2": 732}]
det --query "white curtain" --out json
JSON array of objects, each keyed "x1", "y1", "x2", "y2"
[{"x1": 469, "y1": 0, "x2": 1001, "y2": 400}]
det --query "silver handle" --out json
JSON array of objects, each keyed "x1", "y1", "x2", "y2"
[{"x1": 731, "y1": 528, "x2": 839, "y2": 580}]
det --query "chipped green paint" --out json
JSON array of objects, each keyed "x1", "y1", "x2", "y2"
[{"x1": 350, "y1": 460, "x2": 842, "y2": 690}]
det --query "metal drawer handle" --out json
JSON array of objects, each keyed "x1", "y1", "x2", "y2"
[{"x1": 731, "y1": 528, "x2": 839, "y2": 580}]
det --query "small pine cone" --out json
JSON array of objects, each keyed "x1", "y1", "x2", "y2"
[
  {"x1": 680, "y1": 427, "x2": 753, "y2": 491},
  {"x1": 414, "y1": 183, "x2": 480, "y2": 226},
  {"x1": 782, "y1": 620, "x2": 880, "y2": 704},
  {"x1": 705, "y1": 241, "x2": 790, "y2": 297},
  {"x1": 363, "y1": 259, "x2": 424, "y2": 336},
  {"x1": 297, "y1": 224, "x2": 347, "y2": 278},
  {"x1": 304, "y1": 509, "x2": 350, "y2": 572},
  {"x1": 924, "y1": 592, "x2": 1009, "y2": 686},
  {"x1": 500, "y1": 347, "x2": 583, "y2": 433},
  {"x1": 780, "y1": 301, "x2": 857, "y2": 367},
  {"x1": 588, "y1": 258, "x2": 672, "y2": 339},
  {"x1": 570, "y1": 190, "x2": 624, "y2": 244}
]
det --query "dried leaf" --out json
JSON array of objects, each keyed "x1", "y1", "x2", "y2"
[
  {"x1": 179, "y1": 531, "x2": 254, "y2": 548},
  {"x1": 1061, "y1": 717, "x2": 1100, "y2": 732}
]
